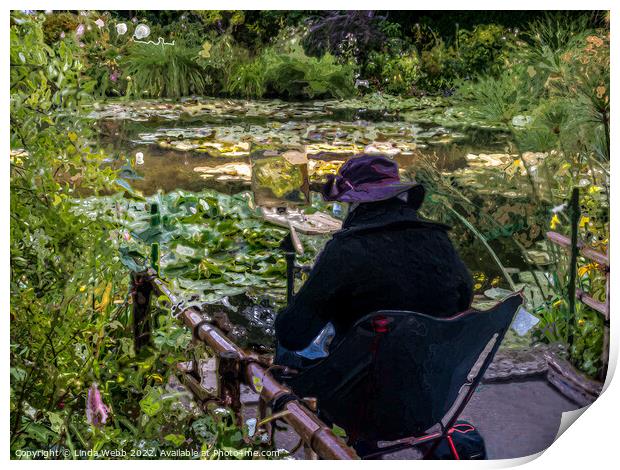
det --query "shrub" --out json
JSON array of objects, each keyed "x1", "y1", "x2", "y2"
[
  {"x1": 224, "y1": 44, "x2": 355, "y2": 100},
  {"x1": 41, "y1": 11, "x2": 81, "y2": 44},
  {"x1": 418, "y1": 41, "x2": 462, "y2": 93},
  {"x1": 455, "y1": 72, "x2": 532, "y2": 125},
  {"x1": 262, "y1": 45, "x2": 355, "y2": 100},
  {"x1": 123, "y1": 42, "x2": 207, "y2": 98},
  {"x1": 197, "y1": 33, "x2": 252, "y2": 95},
  {"x1": 303, "y1": 11, "x2": 385, "y2": 63},
  {"x1": 365, "y1": 50, "x2": 422, "y2": 96},
  {"x1": 457, "y1": 24, "x2": 509, "y2": 77},
  {"x1": 11, "y1": 12, "x2": 123, "y2": 451}
]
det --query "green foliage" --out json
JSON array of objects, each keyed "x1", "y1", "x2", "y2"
[
  {"x1": 123, "y1": 42, "x2": 207, "y2": 99},
  {"x1": 261, "y1": 45, "x2": 355, "y2": 100},
  {"x1": 456, "y1": 73, "x2": 533, "y2": 125},
  {"x1": 525, "y1": 12, "x2": 594, "y2": 54},
  {"x1": 365, "y1": 50, "x2": 422, "y2": 96},
  {"x1": 417, "y1": 40, "x2": 461, "y2": 92},
  {"x1": 80, "y1": 189, "x2": 324, "y2": 308},
  {"x1": 362, "y1": 22, "x2": 513, "y2": 94},
  {"x1": 76, "y1": 13, "x2": 132, "y2": 98},
  {"x1": 534, "y1": 299, "x2": 604, "y2": 377},
  {"x1": 11, "y1": 13, "x2": 266, "y2": 459},
  {"x1": 446, "y1": 16, "x2": 610, "y2": 376},
  {"x1": 223, "y1": 43, "x2": 355, "y2": 100},
  {"x1": 456, "y1": 24, "x2": 509, "y2": 77},
  {"x1": 197, "y1": 34, "x2": 255, "y2": 96},
  {"x1": 11, "y1": 10, "x2": 121, "y2": 452},
  {"x1": 42, "y1": 11, "x2": 80, "y2": 43}
]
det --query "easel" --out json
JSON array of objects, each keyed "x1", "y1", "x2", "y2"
[{"x1": 251, "y1": 148, "x2": 342, "y2": 305}]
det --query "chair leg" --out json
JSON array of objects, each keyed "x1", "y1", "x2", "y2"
[{"x1": 446, "y1": 434, "x2": 460, "y2": 460}]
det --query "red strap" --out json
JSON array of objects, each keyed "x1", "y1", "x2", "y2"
[{"x1": 449, "y1": 423, "x2": 476, "y2": 434}]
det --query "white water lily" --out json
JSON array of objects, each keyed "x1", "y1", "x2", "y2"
[
  {"x1": 95, "y1": 18, "x2": 105, "y2": 29},
  {"x1": 133, "y1": 24, "x2": 150, "y2": 40},
  {"x1": 116, "y1": 23, "x2": 127, "y2": 35}
]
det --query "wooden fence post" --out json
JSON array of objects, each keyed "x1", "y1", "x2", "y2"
[
  {"x1": 567, "y1": 187, "x2": 580, "y2": 355},
  {"x1": 219, "y1": 351, "x2": 243, "y2": 428},
  {"x1": 131, "y1": 272, "x2": 153, "y2": 352}
]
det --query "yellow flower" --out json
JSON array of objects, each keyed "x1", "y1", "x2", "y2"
[
  {"x1": 588, "y1": 185, "x2": 602, "y2": 195},
  {"x1": 199, "y1": 41, "x2": 212, "y2": 59},
  {"x1": 578, "y1": 319, "x2": 586, "y2": 327},
  {"x1": 579, "y1": 216, "x2": 590, "y2": 228},
  {"x1": 550, "y1": 214, "x2": 561, "y2": 230},
  {"x1": 148, "y1": 373, "x2": 163, "y2": 384},
  {"x1": 474, "y1": 283, "x2": 483, "y2": 290},
  {"x1": 578, "y1": 263, "x2": 595, "y2": 277},
  {"x1": 79, "y1": 285, "x2": 86, "y2": 292}
]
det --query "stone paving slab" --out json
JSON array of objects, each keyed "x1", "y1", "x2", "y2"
[{"x1": 252, "y1": 379, "x2": 580, "y2": 460}]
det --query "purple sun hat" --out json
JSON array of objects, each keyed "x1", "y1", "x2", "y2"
[{"x1": 321, "y1": 155, "x2": 420, "y2": 203}]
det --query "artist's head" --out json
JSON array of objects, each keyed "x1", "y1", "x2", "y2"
[{"x1": 321, "y1": 154, "x2": 425, "y2": 210}]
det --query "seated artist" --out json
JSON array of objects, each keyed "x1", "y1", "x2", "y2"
[{"x1": 274, "y1": 155, "x2": 474, "y2": 369}]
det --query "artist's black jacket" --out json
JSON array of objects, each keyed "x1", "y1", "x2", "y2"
[{"x1": 274, "y1": 197, "x2": 474, "y2": 351}]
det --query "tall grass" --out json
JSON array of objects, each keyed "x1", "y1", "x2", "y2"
[{"x1": 123, "y1": 42, "x2": 207, "y2": 99}]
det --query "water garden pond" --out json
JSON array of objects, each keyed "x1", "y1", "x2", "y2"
[
  {"x1": 81, "y1": 97, "x2": 545, "y2": 349},
  {"x1": 89, "y1": 96, "x2": 513, "y2": 193}
]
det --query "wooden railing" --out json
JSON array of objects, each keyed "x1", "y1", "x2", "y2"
[
  {"x1": 130, "y1": 268, "x2": 358, "y2": 460},
  {"x1": 546, "y1": 230, "x2": 609, "y2": 382}
]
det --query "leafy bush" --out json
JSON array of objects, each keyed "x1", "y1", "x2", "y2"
[
  {"x1": 197, "y1": 33, "x2": 253, "y2": 95},
  {"x1": 457, "y1": 24, "x2": 509, "y2": 77},
  {"x1": 418, "y1": 40, "x2": 462, "y2": 92},
  {"x1": 123, "y1": 42, "x2": 207, "y2": 98},
  {"x1": 525, "y1": 12, "x2": 594, "y2": 54},
  {"x1": 262, "y1": 45, "x2": 355, "y2": 100},
  {"x1": 42, "y1": 11, "x2": 80, "y2": 43},
  {"x1": 223, "y1": 43, "x2": 355, "y2": 100},
  {"x1": 365, "y1": 50, "x2": 422, "y2": 96},
  {"x1": 225, "y1": 59, "x2": 267, "y2": 99},
  {"x1": 303, "y1": 11, "x2": 385, "y2": 63}
]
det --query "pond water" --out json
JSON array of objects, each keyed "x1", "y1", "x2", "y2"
[
  {"x1": 88, "y1": 97, "x2": 512, "y2": 194},
  {"x1": 82, "y1": 97, "x2": 546, "y2": 349}
]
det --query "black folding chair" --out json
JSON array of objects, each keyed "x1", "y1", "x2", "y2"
[{"x1": 278, "y1": 293, "x2": 524, "y2": 459}]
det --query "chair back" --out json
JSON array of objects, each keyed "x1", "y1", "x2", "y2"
[{"x1": 283, "y1": 293, "x2": 524, "y2": 442}]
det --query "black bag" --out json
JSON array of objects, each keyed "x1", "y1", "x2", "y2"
[{"x1": 422, "y1": 421, "x2": 487, "y2": 460}]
